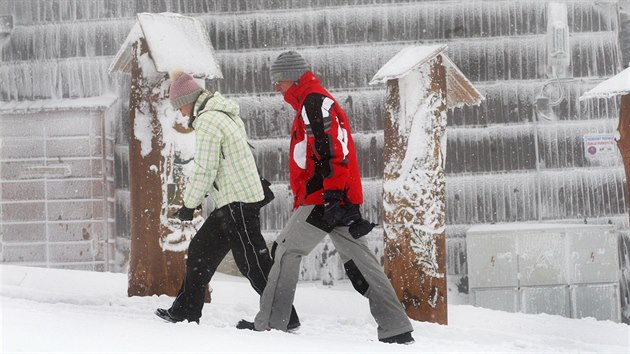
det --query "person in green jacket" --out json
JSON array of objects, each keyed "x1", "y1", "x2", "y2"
[{"x1": 155, "y1": 69, "x2": 299, "y2": 328}]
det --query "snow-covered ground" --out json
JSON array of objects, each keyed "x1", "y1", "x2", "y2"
[{"x1": 1, "y1": 265, "x2": 628, "y2": 353}]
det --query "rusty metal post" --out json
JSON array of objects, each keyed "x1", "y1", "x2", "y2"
[
  {"x1": 127, "y1": 38, "x2": 187, "y2": 297},
  {"x1": 618, "y1": 95, "x2": 630, "y2": 223},
  {"x1": 383, "y1": 55, "x2": 448, "y2": 324}
]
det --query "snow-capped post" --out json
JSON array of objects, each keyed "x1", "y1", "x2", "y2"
[
  {"x1": 108, "y1": 13, "x2": 223, "y2": 297},
  {"x1": 580, "y1": 68, "x2": 630, "y2": 223},
  {"x1": 370, "y1": 45, "x2": 483, "y2": 324}
]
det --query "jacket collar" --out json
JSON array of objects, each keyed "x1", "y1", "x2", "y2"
[
  {"x1": 190, "y1": 91, "x2": 213, "y2": 127},
  {"x1": 283, "y1": 71, "x2": 330, "y2": 110}
]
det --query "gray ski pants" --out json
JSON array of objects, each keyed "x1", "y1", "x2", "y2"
[{"x1": 254, "y1": 205, "x2": 413, "y2": 339}]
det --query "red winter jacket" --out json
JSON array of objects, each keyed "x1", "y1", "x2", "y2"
[{"x1": 282, "y1": 71, "x2": 363, "y2": 209}]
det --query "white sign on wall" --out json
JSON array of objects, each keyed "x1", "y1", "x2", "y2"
[{"x1": 583, "y1": 133, "x2": 616, "y2": 159}]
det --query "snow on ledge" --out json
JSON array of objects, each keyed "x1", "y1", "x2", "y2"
[
  {"x1": 0, "y1": 95, "x2": 117, "y2": 114},
  {"x1": 580, "y1": 67, "x2": 630, "y2": 100},
  {"x1": 467, "y1": 222, "x2": 614, "y2": 235}
]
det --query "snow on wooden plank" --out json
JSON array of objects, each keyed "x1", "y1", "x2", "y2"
[
  {"x1": 580, "y1": 67, "x2": 630, "y2": 100},
  {"x1": 0, "y1": 95, "x2": 116, "y2": 114},
  {"x1": 370, "y1": 44, "x2": 483, "y2": 109},
  {"x1": 109, "y1": 13, "x2": 222, "y2": 79},
  {"x1": 369, "y1": 44, "x2": 446, "y2": 84},
  {"x1": 467, "y1": 222, "x2": 614, "y2": 235}
]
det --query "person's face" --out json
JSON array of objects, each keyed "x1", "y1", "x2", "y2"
[
  {"x1": 178, "y1": 103, "x2": 194, "y2": 119},
  {"x1": 275, "y1": 80, "x2": 294, "y2": 94}
]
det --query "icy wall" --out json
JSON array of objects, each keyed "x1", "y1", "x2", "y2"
[
  {"x1": 618, "y1": 0, "x2": 630, "y2": 66},
  {"x1": 0, "y1": 0, "x2": 627, "y2": 299}
]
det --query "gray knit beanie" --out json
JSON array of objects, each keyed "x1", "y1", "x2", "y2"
[{"x1": 270, "y1": 51, "x2": 310, "y2": 83}]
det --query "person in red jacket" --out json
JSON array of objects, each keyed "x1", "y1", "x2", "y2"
[{"x1": 237, "y1": 51, "x2": 414, "y2": 344}]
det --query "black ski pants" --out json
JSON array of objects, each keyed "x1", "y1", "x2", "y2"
[{"x1": 169, "y1": 201, "x2": 299, "y2": 324}]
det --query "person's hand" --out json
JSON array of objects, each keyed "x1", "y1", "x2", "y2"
[
  {"x1": 176, "y1": 205, "x2": 197, "y2": 221},
  {"x1": 322, "y1": 190, "x2": 345, "y2": 226}
]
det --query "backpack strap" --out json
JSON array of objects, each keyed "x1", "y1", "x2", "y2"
[
  {"x1": 215, "y1": 110, "x2": 256, "y2": 150},
  {"x1": 192, "y1": 94, "x2": 212, "y2": 123}
]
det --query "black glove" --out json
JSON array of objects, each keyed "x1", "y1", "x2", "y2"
[
  {"x1": 322, "y1": 191, "x2": 377, "y2": 238},
  {"x1": 176, "y1": 205, "x2": 197, "y2": 221},
  {"x1": 348, "y1": 219, "x2": 377, "y2": 239},
  {"x1": 322, "y1": 190, "x2": 346, "y2": 227}
]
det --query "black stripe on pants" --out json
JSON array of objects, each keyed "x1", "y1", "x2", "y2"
[{"x1": 169, "y1": 202, "x2": 299, "y2": 325}]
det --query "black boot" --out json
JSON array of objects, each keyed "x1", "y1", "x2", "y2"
[
  {"x1": 288, "y1": 307, "x2": 301, "y2": 331},
  {"x1": 287, "y1": 319, "x2": 301, "y2": 331},
  {"x1": 379, "y1": 331, "x2": 415, "y2": 345},
  {"x1": 236, "y1": 319, "x2": 300, "y2": 331},
  {"x1": 236, "y1": 319, "x2": 256, "y2": 330},
  {"x1": 155, "y1": 308, "x2": 199, "y2": 324}
]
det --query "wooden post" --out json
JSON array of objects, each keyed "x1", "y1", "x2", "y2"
[
  {"x1": 109, "y1": 13, "x2": 219, "y2": 299},
  {"x1": 618, "y1": 95, "x2": 630, "y2": 223},
  {"x1": 383, "y1": 55, "x2": 448, "y2": 324},
  {"x1": 127, "y1": 38, "x2": 188, "y2": 297}
]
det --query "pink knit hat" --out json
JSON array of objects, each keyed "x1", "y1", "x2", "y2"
[{"x1": 168, "y1": 68, "x2": 204, "y2": 109}]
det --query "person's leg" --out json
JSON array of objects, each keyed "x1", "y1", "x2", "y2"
[
  {"x1": 253, "y1": 205, "x2": 326, "y2": 331},
  {"x1": 224, "y1": 202, "x2": 300, "y2": 327},
  {"x1": 328, "y1": 227, "x2": 413, "y2": 340},
  {"x1": 168, "y1": 209, "x2": 231, "y2": 321},
  {"x1": 224, "y1": 202, "x2": 273, "y2": 293}
]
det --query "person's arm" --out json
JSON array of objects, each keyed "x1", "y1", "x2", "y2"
[
  {"x1": 301, "y1": 93, "x2": 350, "y2": 191},
  {"x1": 183, "y1": 118, "x2": 223, "y2": 209}
]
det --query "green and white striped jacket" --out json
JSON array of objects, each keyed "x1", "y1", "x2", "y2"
[{"x1": 183, "y1": 91, "x2": 264, "y2": 209}]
